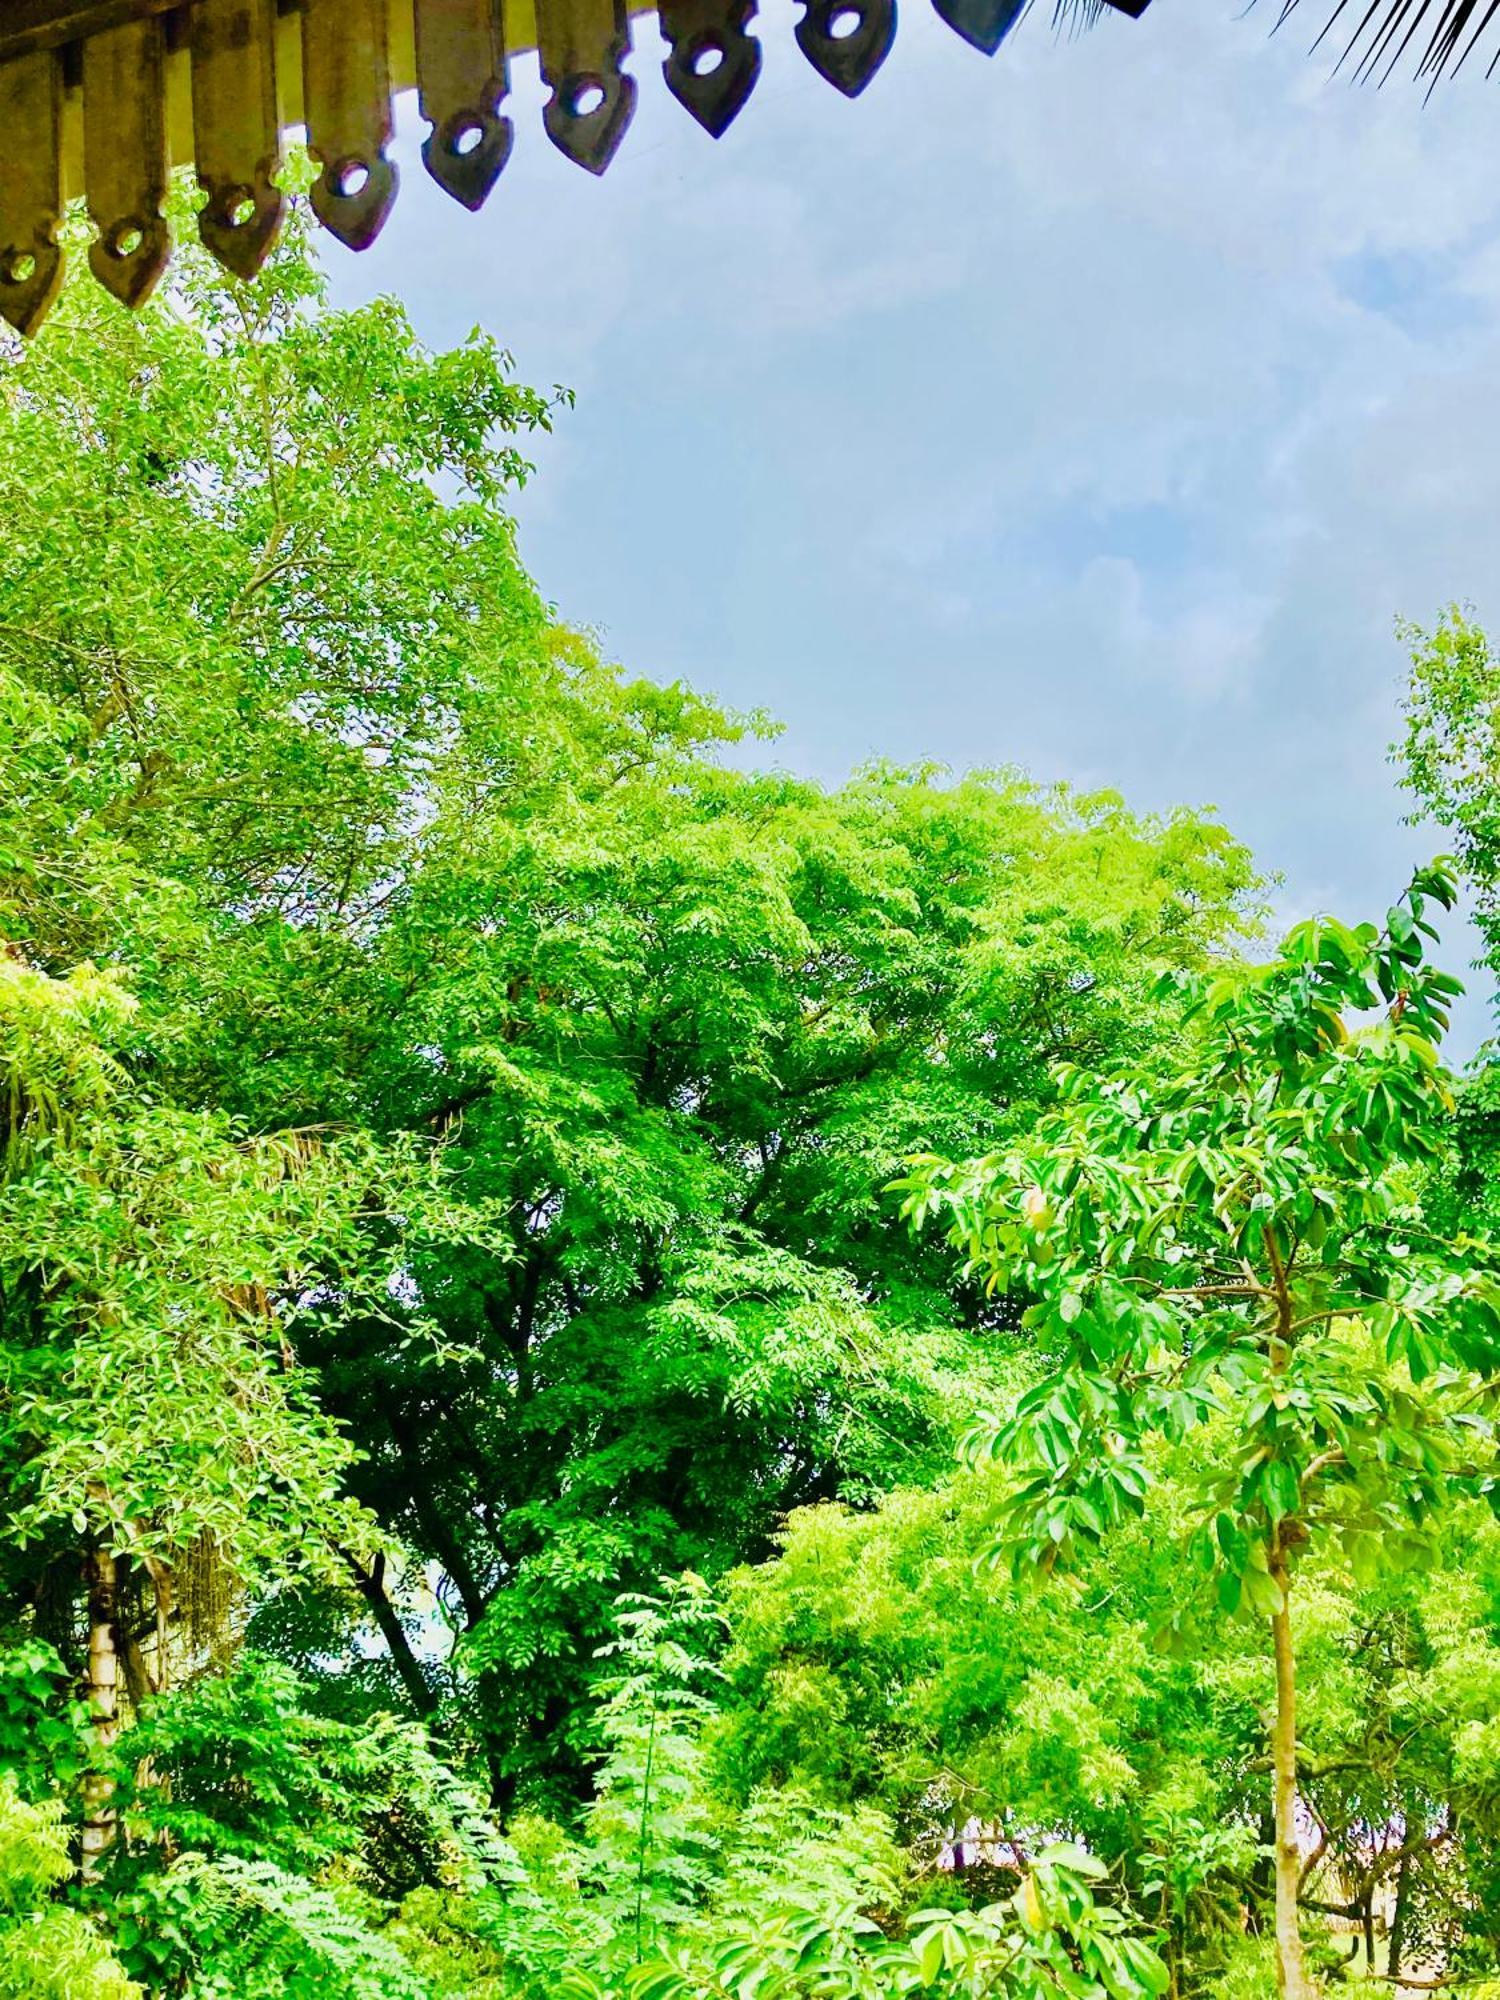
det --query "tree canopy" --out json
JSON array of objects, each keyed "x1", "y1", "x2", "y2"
[{"x1": 0, "y1": 195, "x2": 1496, "y2": 2000}]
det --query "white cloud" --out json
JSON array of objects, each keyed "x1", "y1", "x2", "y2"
[{"x1": 325, "y1": 0, "x2": 1500, "y2": 1049}]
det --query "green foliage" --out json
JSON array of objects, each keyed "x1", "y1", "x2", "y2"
[
  {"x1": 3, "y1": 156, "x2": 1496, "y2": 2000},
  {"x1": 898, "y1": 861, "x2": 1500, "y2": 1993},
  {"x1": 584, "y1": 1576, "x2": 726, "y2": 1954},
  {"x1": 123, "y1": 1852, "x2": 431, "y2": 2000},
  {"x1": 714, "y1": 1468, "x2": 1232, "y2": 1853},
  {"x1": 0, "y1": 943, "x2": 386, "y2": 1615},
  {"x1": 1399, "y1": 604, "x2": 1500, "y2": 1240},
  {"x1": 117, "y1": 1655, "x2": 507, "y2": 1883},
  {"x1": 0, "y1": 178, "x2": 1262, "y2": 1814},
  {"x1": 1400, "y1": 609, "x2": 1500, "y2": 943},
  {"x1": 0, "y1": 1638, "x2": 92, "y2": 1793},
  {"x1": 561, "y1": 1846, "x2": 1166, "y2": 2000},
  {"x1": 0, "y1": 1777, "x2": 138, "y2": 1999},
  {"x1": 899, "y1": 860, "x2": 1496, "y2": 1595},
  {"x1": 714, "y1": 1425, "x2": 1500, "y2": 1986},
  {"x1": 445, "y1": 1585, "x2": 900, "y2": 1995},
  {"x1": 388, "y1": 1586, "x2": 1165, "y2": 2000},
  {"x1": 94, "y1": 1653, "x2": 529, "y2": 1997}
]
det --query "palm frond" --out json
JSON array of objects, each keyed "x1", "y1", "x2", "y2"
[
  {"x1": 1066, "y1": 0, "x2": 1500, "y2": 85},
  {"x1": 1276, "y1": 0, "x2": 1500, "y2": 83},
  {"x1": 1051, "y1": 0, "x2": 1112, "y2": 31}
]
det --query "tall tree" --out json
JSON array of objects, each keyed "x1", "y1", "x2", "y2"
[
  {"x1": 901, "y1": 864, "x2": 1500, "y2": 1996},
  {"x1": 0, "y1": 942, "x2": 386, "y2": 1875},
  {"x1": 0, "y1": 189, "x2": 1263, "y2": 1803}
]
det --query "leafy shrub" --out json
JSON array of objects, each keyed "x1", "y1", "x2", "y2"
[{"x1": 0, "y1": 1777, "x2": 138, "y2": 2000}]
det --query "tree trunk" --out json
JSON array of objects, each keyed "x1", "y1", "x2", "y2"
[
  {"x1": 1388, "y1": 1815, "x2": 1414, "y2": 1984},
  {"x1": 80, "y1": 1548, "x2": 120, "y2": 1882},
  {"x1": 1269, "y1": 1556, "x2": 1317, "y2": 1999},
  {"x1": 349, "y1": 1549, "x2": 439, "y2": 1718}
]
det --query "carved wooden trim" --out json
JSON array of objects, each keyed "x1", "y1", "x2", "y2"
[
  {"x1": 0, "y1": 48, "x2": 65, "y2": 332},
  {"x1": 0, "y1": 0, "x2": 1152, "y2": 335},
  {"x1": 192, "y1": 0, "x2": 285, "y2": 277}
]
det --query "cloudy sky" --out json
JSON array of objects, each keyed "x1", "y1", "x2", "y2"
[{"x1": 325, "y1": 0, "x2": 1500, "y2": 1048}]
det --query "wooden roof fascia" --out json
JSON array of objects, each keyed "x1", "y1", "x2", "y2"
[{"x1": 0, "y1": 0, "x2": 1148, "y2": 336}]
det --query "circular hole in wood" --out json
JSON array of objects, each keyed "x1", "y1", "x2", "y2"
[
  {"x1": 690, "y1": 39, "x2": 725, "y2": 73},
  {"x1": 223, "y1": 188, "x2": 257, "y2": 228},
  {"x1": 570, "y1": 80, "x2": 607, "y2": 116},
  {"x1": 2, "y1": 250, "x2": 37, "y2": 286},
  {"x1": 449, "y1": 117, "x2": 486, "y2": 157},
  {"x1": 333, "y1": 159, "x2": 370, "y2": 200},
  {"x1": 828, "y1": 5, "x2": 863, "y2": 34},
  {"x1": 108, "y1": 222, "x2": 144, "y2": 260}
]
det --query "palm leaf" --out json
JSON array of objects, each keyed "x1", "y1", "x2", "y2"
[
  {"x1": 1278, "y1": 0, "x2": 1500, "y2": 82},
  {"x1": 1064, "y1": 0, "x2": 1500, "y2": 84}
]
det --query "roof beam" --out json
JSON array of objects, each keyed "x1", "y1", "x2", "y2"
[{"x1": 0, "y1": 1, "x2": 189, "y2": 63}]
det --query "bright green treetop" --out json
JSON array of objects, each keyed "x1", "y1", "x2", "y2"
[{"x1": 900, "y1": 860, "x2": 1497, "y2": 1589}]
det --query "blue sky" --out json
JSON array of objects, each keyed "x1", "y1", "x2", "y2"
[{"x1": 324, "y1": 0, "x2": 1500, "y2": 1050}]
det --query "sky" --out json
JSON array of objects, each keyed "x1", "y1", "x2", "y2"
[{"x1": 324, "y1": 0, "x2": 1500, "y2": 1051}]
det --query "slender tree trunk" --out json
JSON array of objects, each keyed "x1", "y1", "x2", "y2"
[
  {"x1": 1268, "y1": 1555, "x2": 1316, "y2": 1999},
  {"x1": 80, "y1": 1548, "x2": 120, "y2": 1882},
  {"x1": 382, "y1": 1407, "x2": 488, "y2": 1626},
  {"x1": 1388, "y1": 1815, "x2": 1414, "y2": 1985},
  {"x1": 349, "y1": 1550, "x2": 439, "y2": 1717}
]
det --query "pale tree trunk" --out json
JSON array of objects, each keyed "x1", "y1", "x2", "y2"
[
  {"x1": 80, "y1": 1547, "x2": 120, "y2": 1882},
  {"x1": 1269, "y1": 1554, "x2": 1317, "y2": 2000}
]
